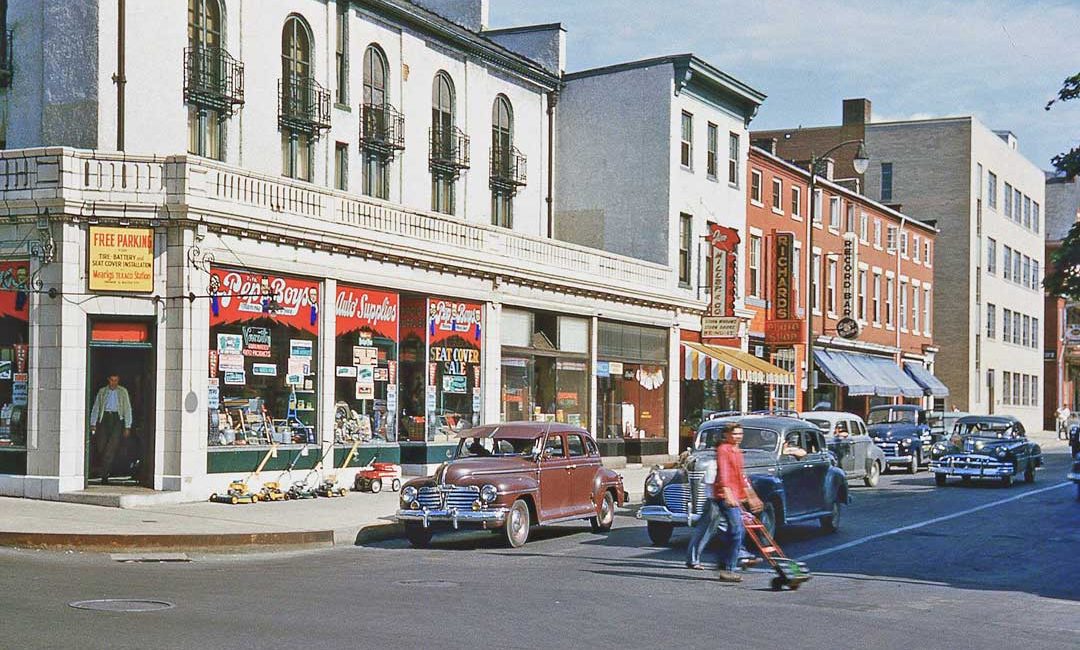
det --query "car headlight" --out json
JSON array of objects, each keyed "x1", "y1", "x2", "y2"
[
  {"x1": 872, "y1": 437, "x2": 882, "y2": 443},
  {"x1": 901, "y1": 437, "x2": 913, "y2": 446},
  {"x1": 401, "y1": 486, "x2": 417, "y2": 504},
  {"x1": 645, "y1": 473, "x2": 663, "y2": 496},
  {"x1": 480, "y1": 484, "x2": 498, "y2": 503},
  {"x1": 932, "y1": 443, "x2": 945, "y2": 453},
  {"x1": 995, "y1": 447, "x2": 1008, "y2": 458}
]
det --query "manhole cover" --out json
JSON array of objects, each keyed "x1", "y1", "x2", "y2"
[
  {"x1": 68, "y1": 599, "x2": 175, "y2": 613},
  {"x1": 395, "y1": 579, "x2": 459, "y2": 588}
]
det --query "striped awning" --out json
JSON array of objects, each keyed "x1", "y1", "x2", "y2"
[{"x1": 682, "y1": 342, "x2": 795, "y2": 385}]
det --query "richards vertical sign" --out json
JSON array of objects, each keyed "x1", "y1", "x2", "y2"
[
  {"x1": 88, "y1": 226, "x2": 155, "y2": 293},
  {"x1": 765, "y1": 231, "x2": 802, "y2": 344}
]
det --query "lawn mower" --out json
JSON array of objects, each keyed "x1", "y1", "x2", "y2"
[
  {"x1": 286, "y1": 479, "x2": 320, "y2": 499},
  {"x1": 259, "y1": 481, "x2": 288, "y2": 502},
  {"x1": 315, "y1": 476, "x2": 348, "y2": 497},
  {"x1": 209, "y1": 479, "x2": 260, "y2": 505}
]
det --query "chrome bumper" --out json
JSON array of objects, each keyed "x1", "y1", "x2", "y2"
[
  {"x1": 1066, "y1": 471, "x2": 1080, "y2": 482},
  {"x1": 883, "y1": 454, "x2": 914, "y2": 465},
  {"x1": 635, "y1": 505, "x2": 697, "y2": 526},
  {"x1": 929, "y1": 461, "x2": 1013, "y2": 477},
  {"x1": 396, "y1": 507, "x2": 510, "y2": 529}
]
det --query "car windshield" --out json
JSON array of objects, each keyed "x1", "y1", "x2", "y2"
[
  {"x1": 953, "y1": 422, "x2": 1015, "y2": 438},
  {"x1": 867, "y1": 409, "x2": 917, "y2": 425},
  {"x1": 697, "y1": 426, "x2": 778, "y2": 452},
  {"x1": 456, "y1": 436, "x2": 540, "y2": 458}
]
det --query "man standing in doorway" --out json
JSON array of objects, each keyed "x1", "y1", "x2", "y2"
[{"x1": 90, "y1": 373, "x2": 133, "y2": 484}]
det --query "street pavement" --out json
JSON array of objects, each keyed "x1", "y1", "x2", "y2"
[{"x1": 0, "y1": 433, "x2": 1076, "y2": 649}]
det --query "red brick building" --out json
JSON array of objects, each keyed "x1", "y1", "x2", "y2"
[{"x1": 741, "y1": 145, "x2": 943, "y2": 417}]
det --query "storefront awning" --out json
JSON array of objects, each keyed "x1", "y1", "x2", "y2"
[
  {"x1": 682, "y1": 342, "x2": 794, "y2": 385},
  {"x1": 814, "y1": 349, "x2": 925, "y2": 398},
  {"x1": 813, "y1": 349, "x2": 877, "y2": 396},
  {"x1": 904, "y1": 362, "x2": 950, "y2": 397}
]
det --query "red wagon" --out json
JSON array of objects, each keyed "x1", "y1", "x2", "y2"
[{"x1": 354, "y1": 462, "x2": 402, "y2": 493}]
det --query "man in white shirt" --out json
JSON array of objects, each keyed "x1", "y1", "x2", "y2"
[{"x1": 90, "y1": 373, "x2": 133, "y2": 484}]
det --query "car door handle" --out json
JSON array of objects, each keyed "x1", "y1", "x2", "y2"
[{"x1": 566, "y1": 465, "x2": 576, "y2": 470}]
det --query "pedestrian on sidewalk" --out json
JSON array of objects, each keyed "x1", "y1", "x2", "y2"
[
  {"x1": 1056, "y1": 404, "x2": 1071, "y2": 440},
  {"x1": 686, "y1": 422, "x2": 763, "y2": 583},
  {"x1": 90, "y1": 373, "x2": 133, "y2": 484}
]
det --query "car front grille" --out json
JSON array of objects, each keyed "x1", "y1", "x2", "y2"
[
  {"x1": 938, "y1": 456, "x2": 1009, "y2": 470},
  {"x1": 879, "y1": 442, "x2": 899, "y2": 456},
  {"x1": 417, "y1": 485, "x2": 480, "y2": 510},
  {"x1": 662, "y1": 471, "x2": 707, "y2": 515}
]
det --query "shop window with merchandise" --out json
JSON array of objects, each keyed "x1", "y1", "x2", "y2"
[
  {"x1": 334, "y1": 285, "x2": 399, "y2": 445},
  {"x1": 397, "y1": 296, "x2": 483, "y2": 442},
  {"x1": 0, "y1": 261, "x2": 30, "y2": 457},
  {"x1": 207, "y1": 267, "x2": 320, "y2": 451},
  {"x1": 500, "y1": 309, "x2": 589, "y2": 427},
  {"x1": 596, "y1": 322, "x2": 669, "y2": 457}
]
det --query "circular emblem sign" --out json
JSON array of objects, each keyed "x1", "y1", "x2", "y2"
[{"x1": 836, "y1": 317, "x2": 860, "y2": 340}]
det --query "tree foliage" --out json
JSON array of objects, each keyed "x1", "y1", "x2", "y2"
[{"x1": 1045, "y1": 71, "x2": 1080, "y2": 178}]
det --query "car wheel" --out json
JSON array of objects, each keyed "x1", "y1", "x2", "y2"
[
  {"x1": 391, "y1": 479, "x2": 402, "y2": 492},
  {"x1": 908, "y1": 452, "x2": 919, "y2": 474},
  {"x1": 1000, "y1": 474, "x2": 1013, "y2": 488},
  {"x1": 961, "y1": 476, "x2": 972, "y2": 484},
  {"x1": 1023, "y1": 464, "x2": 1035, "y2": 483},
  {"x1": 590, "y1": 491, "x2": 615, "y2": 533},
  {"x1": 370, "y1": 478, "x2": 382, "y2": 494},
  {"x1": 404, "y1": 523, "x2": 433, "y2": 548},
  {"x1": 757, "y1": 502, "x2": 778, "y2": 539},
  {"x1": 864, "y1": 461, "x2": 881, "y2": 488},
  {"x1": 504, "y1": 499, "x2": 531, "y2": 548},
  {"x1": 934, "y1": 473, "x2": 947, "y2": 487},
  {"x1": 646, "y1": 521, "x2": 674, "y2": 546},
  {"x1": 819, "y1": 501, "x2": 840, "y2": 533}
]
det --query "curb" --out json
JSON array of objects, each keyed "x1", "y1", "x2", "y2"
[
  {"x1": 350, "y1": 521, "x2": 404, "y2": 545},
  {"x1": 0, "y1": 530, "x2": 335, "y2": 553}
]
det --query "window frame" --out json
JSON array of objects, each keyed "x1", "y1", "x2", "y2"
[
  {"x1": 679, "y1": 214, "x2": 693, "y2": 287},
  {"x1": 335, "y1": 0, "x2": 348, "y2": 105},
  {"x1": 771, "y1": 177, "x2": 783, "y2": 213},
  {"x1": 706, "y1": 122, "x2": 718, "y2": 179},
  {"x1": 728, "y1": 132, "x2": 740, "y2": 186},
  {"x1": 750, "y1": 170, "x2": 763, "y2": 205},
  {"x1": 680, "y1": 111, "x2": 693, "y2": 169},
  {"x1": 790, "y1": 185, "x2": 802, "y2": 219},
  {"x1": 748, "y1": 234, "x2": 762, "y2": 298},
  {"x1": 880, "y1": 162, "x2": 893, "y2": 203}
]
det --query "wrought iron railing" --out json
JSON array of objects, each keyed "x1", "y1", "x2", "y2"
[
  {"x1": 278, "y1": 76, "x2": 332, "y2": 134},
  {"x1": 184, "y1": 45, "x2": 244, "y2": 112},
  {"x1": 429, "y1": 125, "x2": 470, "y2": 173},
  {"x1": 360, "y1": 103, "x2": 405, "y2": 155},
  {"x1": 489, "y1": 143, "x2": 527, "y2": 189},
  {"x1": 0, "y1": 30, "x2": 13, "y2": 87}
]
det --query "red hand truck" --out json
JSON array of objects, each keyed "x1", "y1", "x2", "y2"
[{"x1": 742, "y1": 510, "x2": 811, "y2": 591}]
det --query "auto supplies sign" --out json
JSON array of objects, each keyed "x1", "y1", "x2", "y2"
[{"x1": 88, "y1": 226, "x2": 154, "y2": 293}]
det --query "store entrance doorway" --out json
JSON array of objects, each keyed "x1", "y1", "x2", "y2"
[{"x1": 86, "y1": 319, "x2": 156, "y2": 488}]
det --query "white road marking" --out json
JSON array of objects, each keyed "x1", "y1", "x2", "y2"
[{"x1": 799, "y1": 481, "x2": 1071, "y2": 561}]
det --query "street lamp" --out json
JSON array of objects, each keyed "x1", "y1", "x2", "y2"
[{"x1": 804, "y1": 140, "x2": 870, "y2": 411}]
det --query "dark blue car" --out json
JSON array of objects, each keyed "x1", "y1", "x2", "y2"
[
  {"x1": 637, "y1": 415, "x2": 851, "y2": 545},
  {"x1": 867, "y1": 404, "x2": 933, "y2": 474}
]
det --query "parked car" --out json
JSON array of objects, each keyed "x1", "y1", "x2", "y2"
[
  {"x1": 637, "y1": 415, "x2": 850, "y2": 546},
  {"x1": 928, "y1": 410, "x2": 970, "y2": 443},
  {"x1": 396, "y1": 423, "x2": 625, "y2": 548},
  {"x1": 800, "y1": 411, "x2": 886, "y2": 487},
  {"x1": 866, "y1": 404, "x2": 933, "y2": 473},
  {"x1": 1068, "y1": 452, "x2": 1080, "y2": 501},
  {"x1": 928, "y1": 415, "x2": 1042, "y2": 487}
]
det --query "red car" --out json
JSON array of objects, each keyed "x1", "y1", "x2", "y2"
[{"x1": 397, "y1": 423, "x2": 625, "y2": 548}]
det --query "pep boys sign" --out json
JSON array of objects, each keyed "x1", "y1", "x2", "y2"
[
  {"x1": 210, "y1": 266, "x2": 320, "y2": 334},
  {"x1": 428, "y1": 298, "x2": 482, "y2": 346}
]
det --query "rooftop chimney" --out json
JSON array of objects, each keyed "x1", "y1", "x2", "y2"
[
  {"x1": 842, "y1": 98, "x2": 872, "y2": 126},
  {"x1": 752, "y1": 137, "x2": 777, "y2": 155},
  {"x1": 410, "y1": 0, "x2": 489, "y2": 31}
]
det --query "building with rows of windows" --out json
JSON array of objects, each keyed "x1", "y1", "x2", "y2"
[
  {"x1": 756, "y1": 99, "x2": 1046, "y2": 430},
  {"x1": 0, "y1": 0, "x2": 786, "y2": 501}
]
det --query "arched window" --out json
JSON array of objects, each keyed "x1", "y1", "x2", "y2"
[
  {"x1": 492, "y1": 95, "x2": 513, "y2": 153},
  {"x1": 188, "y1": 0, "x2": 222, "y2": 49},
  {"x1": 282, "y1": 15, "x2": 313, "y2": 84},
  {"x1": 363, "y1": 45, "x2": 387, "y2": 107},
  {"x1": 432, "y1": 71, "x2": 455, "y2": 131},
  {"x1": 431, "y1": 72, "x2": 456, "y2": 214}
]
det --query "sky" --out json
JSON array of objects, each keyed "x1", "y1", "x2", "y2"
[{"x1": 488, "y1": 0, "x2": 1080, "y2": 172}]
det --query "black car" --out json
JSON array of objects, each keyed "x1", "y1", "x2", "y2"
[
  {"x1": 866, "y1": 404, "x2": 933, "y2": 473},
  {"x1": 928, "y1": 415, "x2": 1042, "y2": 487},
  {"x1": 1068, "y1": 452, "x2": 1080, "y2": 501},
  {"x1": 636, "y1": 416, "x2": 850, "y2": 545}
]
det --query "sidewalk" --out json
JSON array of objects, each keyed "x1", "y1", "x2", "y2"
[{"x1": 0, "y1": 466, "x2": 655, "y2": 554}]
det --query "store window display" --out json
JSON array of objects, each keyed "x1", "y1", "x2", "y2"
[
  {"x1": 500, "y1": 309, "x2": 589, "y2": 427},
  {"x1": 207, "y1": 267, "x2": 320, "y2": 447},
  {"x1": 0, "y1": 261, "x2": 30, "y2": 449},
  {"x1": 334, "y1": 285, "x2": 399, "y2": 443},
  {"x1": 596, "y1": 322, "x2": 668, "y2": 439}
]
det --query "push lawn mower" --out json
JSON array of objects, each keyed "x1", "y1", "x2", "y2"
[
  {"x1": 209, "y1": 479, "x2": 260, "y2": 505},
  {"x1": 258, "y1": 481, "x2": 288, "y2": 502}
]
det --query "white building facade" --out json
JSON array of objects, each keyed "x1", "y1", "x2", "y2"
[
  {"x1": 864, "y1": 118, "x2": 1046, "y2": 430},
  {"x1": 0, "y1": 0, "x2": 708, "y2": 501}
]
